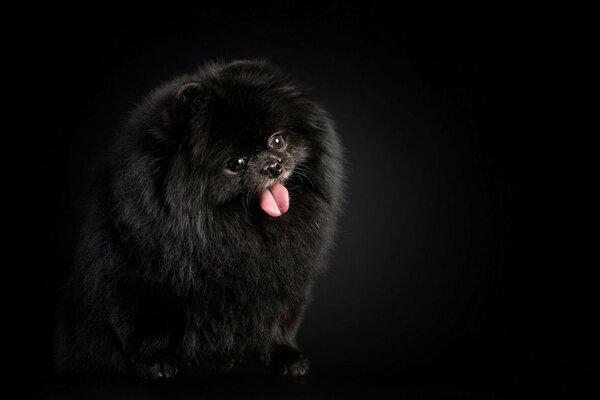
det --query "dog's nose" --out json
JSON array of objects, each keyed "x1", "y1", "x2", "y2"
[{"x1": 262, "y1": 160, "x2": 282, "y2": 178}]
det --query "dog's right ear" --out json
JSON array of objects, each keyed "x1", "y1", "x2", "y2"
[
  {"x1": 169, "y1": 82, "x2": 208, "y2": 131},
  {"x1": 161, "y1": 82, "x2": 211, "y2": 151},
  {"x1": 151, "y1": 83, "x2": 207, "y2": 145},
  {"x1": 176, "y1": 82, "x2": 203, "y2": 104},
  {"x1": 172, "y1": 82, "x2": 205, "y2": 116}
]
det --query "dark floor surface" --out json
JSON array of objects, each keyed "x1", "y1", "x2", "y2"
[
  {"x1": 24, "y1": 371, "x2": 519, "y2": 400},
  {"x1": 22, "y1": 353, "x2": 593, "y2": 399}
]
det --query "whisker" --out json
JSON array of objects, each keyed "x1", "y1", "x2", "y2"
[{"x1": 293, "y1": 167, "x2": 316, "y2": 189}]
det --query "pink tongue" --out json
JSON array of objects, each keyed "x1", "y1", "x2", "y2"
[{"x1": 259, "y1": 182, "x2": 289, "y2": 217}]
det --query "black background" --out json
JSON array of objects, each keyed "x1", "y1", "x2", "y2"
[{"x1": 7, "y1": 3, "x2": 594, "y2": 398}]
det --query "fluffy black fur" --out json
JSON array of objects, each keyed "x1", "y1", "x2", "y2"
[{"x1": 55, "y1": 60, "x2": 344, "y2": 379}]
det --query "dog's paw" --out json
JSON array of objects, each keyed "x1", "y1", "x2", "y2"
[
  {"x1": 212, "y1": 358, "x2": 235, "y2": 374},
  {"x1": 274, "y1": 352, "x2": 310, "y2": 377},
  {"x1": 133, "y1": 356, "x2": 179, "y2": 379}
]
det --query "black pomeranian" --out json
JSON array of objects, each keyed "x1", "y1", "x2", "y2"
[{"x1": 55, "y1": 60, "x2": 344, "y2": 379}]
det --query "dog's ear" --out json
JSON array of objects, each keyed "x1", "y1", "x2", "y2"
[
  {"x1": 171, "y1": 82, "x2": 206, "y2": 120},
  {"x1": 175, "y1": 82, "x2": 203, "y2": 106},
  {"x1": 150, "y1": 83, "x2": 208, "y2": 145},
  {"x1": 163, "y1": 82, "x2": 211, "y2": 154},
  {"x1": 170, "y1": 82, "x2": 209, "y2": 131}
]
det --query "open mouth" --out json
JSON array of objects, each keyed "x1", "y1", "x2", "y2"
[{"x1": 258, "y1": 182, "x2": 289, "y2": 217}]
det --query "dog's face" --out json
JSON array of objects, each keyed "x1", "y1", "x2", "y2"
[{"x1": 172, "y1": 63, "x2": 317, "y2": 216}]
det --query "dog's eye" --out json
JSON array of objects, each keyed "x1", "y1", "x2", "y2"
[
  {"x1": 227, "y1": 157, "x2": 247, "y2": 172},
  {"x1": 269, "y1": 134, "x2": 286, "y2": 150}
]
